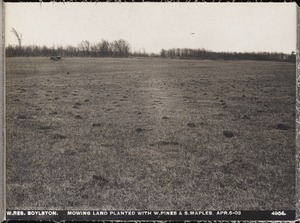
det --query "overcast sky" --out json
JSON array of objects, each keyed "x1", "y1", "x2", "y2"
[{"x1": 4, "y1": 3, "x2": 297, "y2": 54}]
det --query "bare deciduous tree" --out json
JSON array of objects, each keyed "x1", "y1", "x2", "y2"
[
  {"x1": 11, "y1": 28, "x2": 22, "y2": 49},
  {"x1": 78, "y1": 40, "x2": 91, "y2": 56},
  {"x1": 97, "y1": 40, "x2": 111, "y2": 56},
  {"x1": 112, "y1": 39, "x2": 130, "y2": 57}
]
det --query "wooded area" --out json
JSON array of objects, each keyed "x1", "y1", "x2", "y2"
[{"x1": 6, "y1": 39, "x2": 296, "y2": 62}]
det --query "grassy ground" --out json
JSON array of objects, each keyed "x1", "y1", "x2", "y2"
[{"x1": 6, "y1": 57, "x2": 295, "y2": 210}]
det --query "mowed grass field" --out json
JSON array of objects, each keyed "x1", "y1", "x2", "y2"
[{"x1": 6, "y1": 57, "x2": 295, "y2": 210}]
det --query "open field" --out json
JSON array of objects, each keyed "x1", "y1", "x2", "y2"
[{"x1": 6, "y1": 57, "x2": 295, "y2": 210}]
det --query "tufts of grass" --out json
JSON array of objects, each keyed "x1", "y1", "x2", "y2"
[{"x1": 6, "y1": 57, "x2": 295, "y2": 210}]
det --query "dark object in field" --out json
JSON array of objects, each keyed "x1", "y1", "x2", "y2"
[
  {"x1": 162, "y1": 116, "x2": 170, "y2": 120},
  {"x1": 135, "y1": 128, "x2": 145, "y2": 133},
  {"x1": 75, "y1": 115, "x2": 83, "y2": 119},
  {"x1": 187, "y1": 123, "x2": 196, "y2": 128},
  {"x1": 242, "y1": 115, "x2": 250, "y2": 120},
  {"x1": 64, "y1": 149, "x2": 76, "y2": 156},
  {"x1": 92, "y1": 123, "x2": 102, "y2": 127},
  {"x1": 92, "y1": 175, "x2": 109, "y2": 186},
  {"x1": 50, "y1": 56, "x2": 62, "y2": 61},
  {"x1": 275, "y1": 123, "x2": 290, "y2": 131},
  {"x1": 39, "y1": 126, "x2": 51, "y2": 130},
  {"x1": 17, "y1": 115, "x2": 27, "y2": 120},
  {"x1": 53, "y1": 134, "x2": 66, "y2": 140},
  {"x1": 158, "y1": 141, "x2": 179, "y2": 146},
  {"x1": 223, "y1": 131, "x2": 235, "y2": 138},
  {"x1": 67, "y1": 72, "x2": 69, "y2": 74}
]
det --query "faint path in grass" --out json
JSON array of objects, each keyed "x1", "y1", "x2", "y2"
[{"x1": 5, "y1": 57, "x2": 296, "y2": 210}]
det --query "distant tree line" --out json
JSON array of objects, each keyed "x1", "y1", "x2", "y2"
[
  {"x1": 6, "y1": 39, "x2": 296, "y2": 62},
  {"x1": 160, "y1": 48, "x2": 296, "y2": 62},
  {"x1": 6, "y1": 39, "x2": 131, "y2": 58}
]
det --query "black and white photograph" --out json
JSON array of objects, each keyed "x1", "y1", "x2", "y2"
[{"x1": 3, "y1": 2, "x2": 297, "y2": 221}]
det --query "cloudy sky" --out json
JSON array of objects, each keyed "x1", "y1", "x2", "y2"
[{"x1": 5, "y1": 3, "x2": 297, "y2": 54}]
